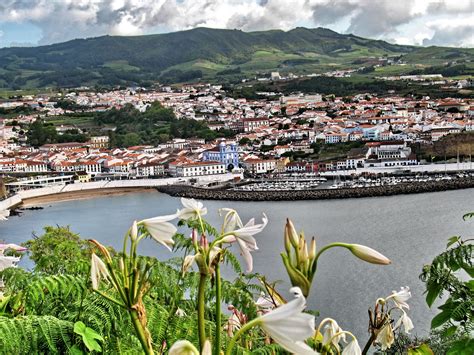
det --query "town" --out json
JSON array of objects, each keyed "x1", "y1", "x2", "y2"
[{"x1": 0, "y1": 83, "x2": 473, "y2": 194}]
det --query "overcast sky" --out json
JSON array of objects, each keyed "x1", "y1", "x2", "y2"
[{"x1": 0, "y1": 0, "x2": 473, "y2": 48}]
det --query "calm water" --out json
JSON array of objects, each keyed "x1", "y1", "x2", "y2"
[{"x1": 2, "y1": 189, "x2": 473, "y2": 342}]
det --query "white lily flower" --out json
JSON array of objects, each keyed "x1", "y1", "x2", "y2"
[
  {"x1": 376, "y1": 323, "x2": 394, "y2": 350},
  {"x1": 342, "y1": 337, "x2": 362, "y2": 355},
  {"x1": 348, "y1": 244, "x2": 391, "y2": 265},
  {"x1": 222, "y1": 213, "x2": 268, "y2": 273},
  {"x1": 0, "y1": 243, "x2": 27, "y2": 256},
  {"x1": 90, "y1": 253, "x2": 111, "y2": 290},
  {"x1": 225, "y1": 312, "x2": 242, "y2": 337},
  {"x1": 321, "y1": 318, "x2": 346, "y2": 351},
  {"x1": 259, "y1": 287, "x2": 317, "y2": 354},
  {"x1": 140, "y1": 214, "x2": 177, "y2": 251},
  {"x1": 395, "y1": 309, "x2": 414, "y2": 334},
  {"x1": 177, "y1": 198, "x2": 207, "y2": 221},
  {"x1": 182, "y1": 254, "x2": 198, "y2": 275},
  {"x1": 0, "y1": 210, "x2": 9, "y2": 221},
  {"x1": 256, "y1": 292, "x2": 278, "y2": 313},
  {"x1": 219, "y1": 208, "x2": 243, "y2": 232},
  {"x1": 386, "y1": 286, "x2": 411, "y2": 309},
  {"x1": 169, "y1": 340, "x2": 210, "y2": 355},
  {"x1": 209, "y1": 246, "x2": 222, "y2": 265}
]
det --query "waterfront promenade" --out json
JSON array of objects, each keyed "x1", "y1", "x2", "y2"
[{"x1": 0, "y1": 173, "x2": 238, "y2": 211}]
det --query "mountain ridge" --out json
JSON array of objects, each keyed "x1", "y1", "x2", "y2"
[{"x1": 0, "y1": 27, "x2": 472, "y2": 89}]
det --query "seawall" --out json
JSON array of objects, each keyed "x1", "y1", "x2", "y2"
[
  {"x1": 157, "y1": 177, "x2": 474, "y2": 201},
  {"x1": 0, "y1": 173, "x2": 239, "y2": 211}
]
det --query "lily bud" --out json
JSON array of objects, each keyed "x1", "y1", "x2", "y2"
[
  {"x1": 285, "y1": 219, "x2": 299, "y2": 248},
  {"x1": 200, "y1": 234, "x2": 209, "y2": 251},
  {"x1": 191, "y1": 229, "x2": 198, "y2": 244},
  {"x1": 284, "y1": 232, "x2": 291, "y2": 254},
  {"x1": 131, "y1": 220, "x2": 138, "y2": 241},
  {"x1": 169, "y1": 340, "x2": 200, "y2": 355},
  {"x1": 349, "y1": 244, "x2": 391, "y2": 265},
  {"x1": 119, "y1": 257, "x2": 125, "y2": 272},
  {"x1": 89, "y1": 239, "x2": 112, "y2": 263},
  {"x1": 302, "y1": 240, "x2": 309, "y2": 263},
  {"x1": 298, "y1": 235, "x2": 305, "y2": 262},
  {"x1": 309, "y1": 237, "x2": 316, "y2": 260}
]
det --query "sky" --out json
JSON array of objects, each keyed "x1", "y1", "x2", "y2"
[{"x1": 0, "y1": 0, "x2": 473, "y2": 48}]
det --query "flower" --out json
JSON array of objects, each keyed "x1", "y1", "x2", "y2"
[
  {"x1": 376, "y1": 323, "x2": 394, "y2": 350},
  {"x1": 387, "y1": 286, "x2": 411, "y2": 309},
  {"x1": 140, "y1": 214, "x2": 177, "y2": 251},
  {"x1": 175, "y1": 308, "x2": 186, "y2": 317},
  {"x1": 342, "y1": 337, "x2": 362, "y2": 355},
  {"x1": 255, "y1": 292, "x2": 279, "y2": 313},
  {"x1": 222, "y1": 213, "x2": 268, "y2": 273},
  {"x1": 0, "y1": 210, "x2": 9, "y2": 221},
  {"x1": 90, "y1": 253, "x2": 111, "y2": 290},
  {"x1": 169, "y1": 340, "x2": 210, "y2": 355},
  {"x1": 348, "y1": 244, "x2": 391, "y2": 265},
  {"x1": 168, "y1": 340, "x2": 198, "y2": 355},
  {"x1": 177, "y1": 198, "x2": 207, "y2": 221},
  {"x1": 220, "y1": 208, "x2": 243, "y2": 232},
  {"x1": 321, "y1": 318, "x2": 346, "y2": 351},
  {"x1": 395, "y1": 309, "x2": 414, "y2": 334},
  {"x1": 182, "y1": 254, "x2": 198, "y2": 275},
  {"x1": 130, "y1": 220, "x2": 138, "y2": 241},
  {"x1": 258, "y1": 287, "x2": 317, "y2": 354},
  {"x1": 285, "y1": 219, "x2": 299, "y2": 248}
]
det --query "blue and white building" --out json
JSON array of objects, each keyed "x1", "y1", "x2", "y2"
[{"x1": 202, "y1": 141, "x2": 239, "y2": 170}]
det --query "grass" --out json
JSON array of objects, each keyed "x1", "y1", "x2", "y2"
[
  {"x1": 103, "y1": 60, "x2": 141, "y2": 72},
  {"x1": 44, "y1": 115, "x2": 96, "y2": 127}
]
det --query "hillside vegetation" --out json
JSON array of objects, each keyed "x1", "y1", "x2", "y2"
[{"x1": 0, "y1": 27, "x2": 472, "y2": 89}]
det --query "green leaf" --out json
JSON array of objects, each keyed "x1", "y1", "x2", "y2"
[
  {"x1": 447, "y1": 339, "x2": 474, "y2": 355},
  {"x1": 443, "y1": 325, "x2": 457, "y2": 338},
  {"x1": 446, "y1": 236, "x2": 460, "y2": 248},
  {"x1": 426, "y1": 283, "x2": 443, "y2": 307},
  {"x1": 69, "y1": 345, "x2": 85, "y2": 355},
  {"x1": 73, "y1": 321, "x2": 104, "y2": 352},
  {"x1": 462, "y1": 212, "x2": 474, "y2": 221},
  {"x1": 461, "y1": 263, "x2": 474, "y2": 278},
  {"x1": 431, "y1": 309, "x2": 452, "y2": 329},
  {"x1": 408, "y1": 343, "x2": 434, "y2": 355}
]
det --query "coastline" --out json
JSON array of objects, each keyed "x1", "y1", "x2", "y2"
[
  {"x1": 157, "y1": 177, "x2": 474, "y2": 201},
  {"x1": 20, "y1": 187, "x2": 155, "y2": 206}
]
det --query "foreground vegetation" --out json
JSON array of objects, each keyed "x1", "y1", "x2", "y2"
[{"x1": 0, "y1": 202, "x2": 472, "y2": 354}]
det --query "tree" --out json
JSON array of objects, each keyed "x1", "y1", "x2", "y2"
[
  {"x1": 122, "y1": 132, "x2": 141, "y2": 147},
  {"x1": 23, "y1": 226, "x2": 92, "y2": 275}
]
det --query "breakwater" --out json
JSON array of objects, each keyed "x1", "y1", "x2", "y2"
[{"x1": 157, "y1": 177, "x2": 474, "y2": 201}]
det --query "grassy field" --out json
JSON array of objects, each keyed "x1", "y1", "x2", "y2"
[
  {"x1": 44, "y1": 115, "x2": 96, "y2": 127},
  {"x1": 102, "y1": 60, "x2": 141, "y2": 72}
]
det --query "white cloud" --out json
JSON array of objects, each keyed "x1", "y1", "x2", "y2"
[{"x1": 0, "y1": 0, "x2": 472, "y2": 47}]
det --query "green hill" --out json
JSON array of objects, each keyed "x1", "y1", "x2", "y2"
[{"x1": 0, "y1": 27, "x2": 472, "y2": 89}]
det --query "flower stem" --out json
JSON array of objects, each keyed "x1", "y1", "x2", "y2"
[
  {"x1": 198, "y1": 273, "x2": 208, "y2": 351},
  {"x1": 130, "y1": 308, "x2": 154, "y2": 355},
  {"x1": 225, "y1": 318, "x2": 260, "y2": 355},
  {"x1": 362, "y1": 333, "x2": 375, "y2": 355},
  {"x1": 313, "y1": 242, "x2": 349, "y2": 265},
  {"x1": 214, "y1": 264, "x2": 222, "y2": 355}
]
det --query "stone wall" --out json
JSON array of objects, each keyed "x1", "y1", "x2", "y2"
[{"x1": 157, "y1": 177, "x2": 474, "y2": 201}]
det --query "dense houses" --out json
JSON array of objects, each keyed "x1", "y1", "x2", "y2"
[{"x1": 0, "y1": 85, "x2": 472, "y2": 179}]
